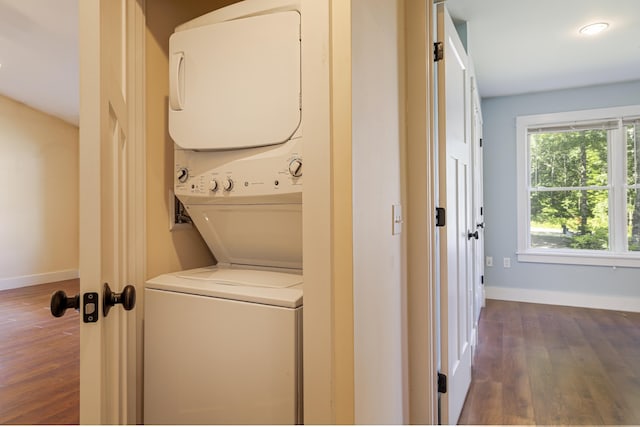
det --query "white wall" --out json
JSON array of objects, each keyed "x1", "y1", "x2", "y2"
[
  {"x1": 482, "y1": 80, "x2": 640, "y2": 312},
  {"x1": 0, "y1": 95, "x2": 79, "y2": 290},
  {"x1": 352, "y1": 0, "x2": 405, "y2": 422}
]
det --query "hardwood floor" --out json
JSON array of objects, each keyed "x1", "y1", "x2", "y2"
[
  {"x1": 0, "y1": 280, "x2": 80, "y2": 424},
  {"x1": 459, "y1": 299, "x2": 640, "y2": 425}
]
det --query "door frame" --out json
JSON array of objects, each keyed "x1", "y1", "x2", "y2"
[
  {"x1": 405, "y1": 0, "x2": 438, "y2": 424},
  {"x1": 470, "y1": 72, "x2": 485, "y2": 353},
  {"x1": 78, "y1": 0, "x2": 146, "y2": 423},
  {"x1": 126, "y1": 1, "x2": 147, "y2": 423}
]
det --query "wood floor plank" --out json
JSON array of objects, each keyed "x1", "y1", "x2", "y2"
[
  {"x1": 459, "y1": 299, "x2": 640, "y2": 425},
  {"x1": 501, "y1": 335, "x2": 534, "y2": 424},
  {"x1": 0, "y1": 280, "x2": 79, "y2": 425}
]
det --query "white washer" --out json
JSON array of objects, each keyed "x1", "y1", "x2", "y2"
[
  {"x1": 144, "y1": 1, "x2": 304, "y2": 424},
  {"x1": 144, "y1": 267, "x2": 302, "y2": 425}
]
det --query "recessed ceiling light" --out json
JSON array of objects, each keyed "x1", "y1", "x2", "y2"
[{"x1": 579, "y1": 22, "x2": 609, "y2": 36}]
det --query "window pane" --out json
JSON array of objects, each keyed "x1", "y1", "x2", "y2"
[
  {"x1": 629, "y1": 188, "x2": 640, "y2": 251},
  {"x1": 628, "y1": 124, "x2": 640, "y2": 251},
  {"x1": 628, "y1": 123, "x2": 639, "y2": 186},
  {"x1": 530, "y1": 189, "x2": 609, "y2": 250},
  {"x1": 530, "y1": 130, "x2": 608, "y2": 188}
]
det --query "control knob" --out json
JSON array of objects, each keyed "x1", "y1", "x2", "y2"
[
  {"x1": 210, "y1": 179, "x2": 219, "y2": 192},
  {"x1": 289, "y1": 158, "x2": 303, "y2": 178},
  {"x1": 222, "y1": 178, "x2": 234, "y2": 192},
  {"x1": 177, "y1": 167, "x2": 189, "y2": 183}
]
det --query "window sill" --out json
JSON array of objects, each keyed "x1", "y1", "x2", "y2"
[{"x1": 517, "y1": 250, "x2": 640, "y2": 268}]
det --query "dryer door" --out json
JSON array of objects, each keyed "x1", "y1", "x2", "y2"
[{"x1": 169, "y1": 11, "x2": 301, "y2": 151}]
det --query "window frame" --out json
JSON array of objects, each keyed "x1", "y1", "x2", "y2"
[{"x1": 516, "y1": 105, "x2": 640, "y2": 267}]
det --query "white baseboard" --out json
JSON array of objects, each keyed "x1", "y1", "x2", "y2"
[
  {"x1": 485, "y1": 285, "x2": 640, "y2": 313},
  {"x1": 0, "y1": 269, "x2": 79, "y2": 292}
]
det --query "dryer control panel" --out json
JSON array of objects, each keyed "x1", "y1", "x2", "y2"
[{"x1": 174, "y1": 139, "x2": 302, "y2": 199}]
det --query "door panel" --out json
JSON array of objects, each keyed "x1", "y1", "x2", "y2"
[
  {"x1": 437, "y1": 4, "x2": 472, "y2": 425},
  {"x1": 78, "y1": 0, "x2": 141, "y2": 423}
]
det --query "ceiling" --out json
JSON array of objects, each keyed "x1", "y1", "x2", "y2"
[
  {"x1": 0, "y1": 0, "x2": 638, "y2": 126},
  {"x1": 445, "y1": 0, "x2": 640, "y2": 98},
  {"x1": 0, "y1": 0, "x2": 78, "y2": 126}
]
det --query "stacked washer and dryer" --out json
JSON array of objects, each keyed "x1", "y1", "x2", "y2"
[{"x1": 144, "y1": 1, "x2": 304, "y2": 424}]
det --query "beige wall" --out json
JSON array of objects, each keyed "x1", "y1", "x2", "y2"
[
  {"x1": 351, "y1": 0, "x2": 406, "y2": 422},
  {"x1": 0, "y1": 95, "x2": 79, "y2": 290},
  {"x1": 144, "y1": 0, "x2": 240, "y2": 279}
]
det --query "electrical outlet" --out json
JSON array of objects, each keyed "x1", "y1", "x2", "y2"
[
  {"x1": 503, "y1": 257, "x2": 511, "y2": 268},
  {"x1": 486, "y1": 256, "x2": 493, "y2": 267}
]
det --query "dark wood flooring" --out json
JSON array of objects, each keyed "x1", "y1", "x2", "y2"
[
  {"x1": 0, "y1": 280, "x2": 80, "y2": 424},
  {"x1": 459, "y1": 299, "x2": 640, "y2": 425}
]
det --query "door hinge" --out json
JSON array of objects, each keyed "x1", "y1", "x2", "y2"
[
  {"x1": 434, "y1": 41, "x2": 444, "y2": 62},
  {"x1": 438, "y1": 372, "x2": 447, "y2": 393},
  {"x1": 435, "y1": 207, "x2": 446, "y2": 227},
  {"x1": 481, "y1": 274, "x2": 484, "y2": 285},
  {"x1": 480, "y1": 137, "x2": 483, "y2": 147}
]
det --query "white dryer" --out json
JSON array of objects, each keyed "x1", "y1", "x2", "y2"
[{"x1": 144, "y1": 0, "x2": 304, "y2": 424}]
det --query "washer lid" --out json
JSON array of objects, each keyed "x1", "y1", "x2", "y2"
[
  {"x1": 146, "y1": 267, "x2": 303, "y2": 308},
  {"x1": 176, "y1": 268, "x2": 302, "y2": 288}
]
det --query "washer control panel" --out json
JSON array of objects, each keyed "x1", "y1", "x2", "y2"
[{"x1": 175, "y1": 146, "x2": 302, "y2": 198}]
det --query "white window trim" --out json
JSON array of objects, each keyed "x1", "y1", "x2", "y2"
[{"x1": 516, "y1": 105, "x2": 640, "y2": 267}]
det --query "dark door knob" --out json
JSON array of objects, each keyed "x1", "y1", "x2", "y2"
[
  {"x1": 467, "y1": 230, "x2": 479, "y2": 240},
  {"x1": 103, "y1": 283, "x2": 136, "y2": 317},
  {"x1": 50, "y1": 290, "x2": 80, "y2": 318}
]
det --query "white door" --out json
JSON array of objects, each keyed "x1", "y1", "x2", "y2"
[
  {"x1": 436, "y1": 4, "x2": 472, "y2": 425},
  {"x1": 78, "y1": 0, "x2": 144, "y2": 423}
]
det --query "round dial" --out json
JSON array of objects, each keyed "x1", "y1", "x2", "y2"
[
  {"x1": 177, "y1": 167, "x2": 189, "y2": 183},
  {"x1": 210, "y1": 179, "x2": 219, "y2": 192},
  {"x1": 289, "y1": 158, "x2": 303, "y2": 177},
  {"x1": 222, "y1": 178, "x2": 234, "y2": 191}
]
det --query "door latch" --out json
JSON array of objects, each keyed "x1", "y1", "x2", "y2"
[{"x1": 83, "y1": 292, "x2": 99, "y2": 323}]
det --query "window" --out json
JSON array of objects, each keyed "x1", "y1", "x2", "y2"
[{"x1": 516, "y1": 105, "x2": 640, "y2": 267}]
